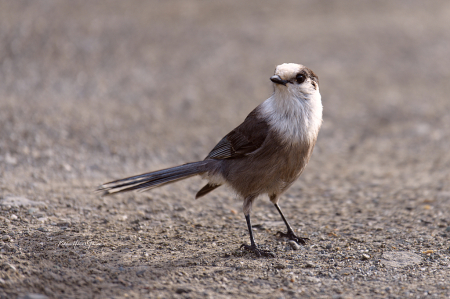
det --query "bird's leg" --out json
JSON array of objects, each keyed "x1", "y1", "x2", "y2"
[
  {"x1": 240, "y1": 214, "x2": 275, "y2": 257},
  {"x1": 274, "y1": 203, "x2": 309, "y2": 245}
]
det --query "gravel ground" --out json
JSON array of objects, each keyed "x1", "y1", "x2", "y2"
[{"x1": 1, "y1": 1, "x2": 450, "y2": 298}]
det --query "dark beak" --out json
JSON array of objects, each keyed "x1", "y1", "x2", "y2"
[{"x1": 270, "y1": 75, "x2": 288, "y2": 86}]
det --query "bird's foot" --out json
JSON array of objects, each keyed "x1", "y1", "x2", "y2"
[
  {"x1": 240, "y1": 244, "x2": 275, "y2": 258},
  {"x1": 276, "y1": 230, "x2": 309, "y2": 245}
]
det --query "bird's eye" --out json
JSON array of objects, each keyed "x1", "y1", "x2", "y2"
[{"x1": 296, "y1": 74, "x2": 306, "y2": 84}]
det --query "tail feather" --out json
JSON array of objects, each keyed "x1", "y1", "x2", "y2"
[
  {"x1": 98, "y1": 161, "x2": 208, "y2": 196},
  {"x1": 195, "y1": 183, "x2": 222, "y2": 199}
]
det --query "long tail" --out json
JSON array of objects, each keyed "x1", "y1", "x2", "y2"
[{"x1": 98, "y1": 161, "x2": 209, "y2": 196}]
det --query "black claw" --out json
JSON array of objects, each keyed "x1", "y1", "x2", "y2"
[
  {"x1": 240, "y1": 244, "x2": 275, "y2": 258},
  {"x1": 276, "y1": 231, "x2": 309, "y2": 245}
]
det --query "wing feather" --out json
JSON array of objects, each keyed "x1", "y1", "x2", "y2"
[{"x1": 205, "y1": 108, "x2": 269, "y2": 160}]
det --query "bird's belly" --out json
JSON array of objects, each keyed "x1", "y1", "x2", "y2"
[{"x1": 223, "y1": 141, "x2": 311, "y2": 197}]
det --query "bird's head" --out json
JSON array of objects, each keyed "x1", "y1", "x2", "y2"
[{"x1": 270, "y1": 63, "x2": 319, "y2": 98}]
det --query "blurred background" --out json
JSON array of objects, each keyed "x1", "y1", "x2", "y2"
[
  {"x1": 1, "y1": 1, "x2": 450, "y2": 297},
  {"x1": 0, "y1": 0, "x2": 449, "y2": 194}
]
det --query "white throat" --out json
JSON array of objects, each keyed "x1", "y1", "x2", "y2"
[{"x1": 260, "y1": 88, "x2": 322, "y2": 144}]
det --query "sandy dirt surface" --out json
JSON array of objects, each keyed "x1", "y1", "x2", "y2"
[{"x1": 1, "y1": 1, "x2": 450, "y2": 298}]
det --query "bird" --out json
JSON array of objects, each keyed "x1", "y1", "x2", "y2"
[{"x1": 99, "y1": 63, "x2": 323, "y2": 257}]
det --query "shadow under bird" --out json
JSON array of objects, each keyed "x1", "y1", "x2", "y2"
[{"x1": 99, "y1": 63, "x2": 323, "y2": 257}]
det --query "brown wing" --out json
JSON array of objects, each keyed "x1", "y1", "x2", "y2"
[{"x1": 205, "y1": 108, "x2": 269, "y2": 160}]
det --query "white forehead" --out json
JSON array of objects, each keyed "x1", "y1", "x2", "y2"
[{"x1": 274, "y1": 63, "x2": 304, "y2": 80}]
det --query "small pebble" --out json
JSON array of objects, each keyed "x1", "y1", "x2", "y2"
[
  {"x1": 305, "y1": 261, "x2": 316, "y2": 268},
  {"x1": 136, "y1": 270, "x2": 146, "y2": 276},
  {"x1": 56, "y1": 222, "x2": 70, "y2": 227},
  {"x1": 2, "y1": 263, "x2": 17, "y2": 272},
  {"x1": 2, "y1": 235, "x2": 11, "y2": 242},
  {"x1": 27, "y1": 208, "x2": 37, "y2": 215},
  {"x1": 176, "y1": 287, "x2": 192, "y2": 294},
  {"x1": 21, "y1": 294, "x2": 49, "y2": 299},
  {"x1": 288, "y1": 240, "x2": 300, "y2": 250},
  {"x1": 10, "y1": 214, "x2": 18, "y2": 220},
  {"x1": 362, "y1": 254, "x2": 371, "y2": 260},
  {"x1": 3, "y1": 244, "x2": 16, "y2": 252}
]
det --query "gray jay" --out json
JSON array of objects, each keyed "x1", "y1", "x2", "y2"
[{"x1": 99, "y1": 63, "x2": 322, "y2": 257}]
